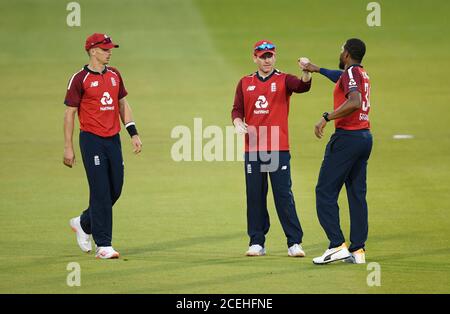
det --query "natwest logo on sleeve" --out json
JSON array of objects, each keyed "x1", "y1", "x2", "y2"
[
  {"x1": 254, "y1": 95, "x2": 269, "y2": 114},
  {"x1": 100, "y1": 91, "x2": 115, "y2": 111}
]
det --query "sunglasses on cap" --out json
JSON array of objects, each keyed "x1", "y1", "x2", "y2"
[
  {"x1": 254, "y1": 43, "x2": 276, "y2": 51},
  {"x1": 92, "y1": 37, "x2": 113, "y2": 46}
]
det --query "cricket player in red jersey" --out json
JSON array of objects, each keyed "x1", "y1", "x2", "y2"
[
  {"x1": 63, "y1": 33, "x2": 142, "y2": 259},
  {"x1": 302, "y1": 38, "x2": 372, "y2": 265},
  {"x1": 231, "y1": 40, "x2": 312, "y2": 257}
]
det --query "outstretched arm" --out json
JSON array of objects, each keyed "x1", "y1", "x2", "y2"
[
  {"x1": 302, "y1": 62, "x2": 343, "y2": 83},
  {"x1": 284, "y1": 57, "x2": 313, "y2": 94},
  {"x1": 319, "y1": 68, "x2": 343, "y2": 83}
]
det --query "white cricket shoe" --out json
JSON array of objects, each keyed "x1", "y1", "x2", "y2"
[
  {"x1": 245, "y1": 244, "x2": 266, "y2": 256},
  {"x1": 313, "y1": 243, "x2": 351, "y2": 265},
  {"x1": 343, "y1": 249, "x2": 366, "y2": 264},
  {"x1": 95, "y1": 246, "x2": 120, "y2": 259},
  {"x1": 288, "y1": 244, "x2": 306, "y2": 257},
  {"x1": 69, "y1": 216, "x2": 92, "y2": 253}
]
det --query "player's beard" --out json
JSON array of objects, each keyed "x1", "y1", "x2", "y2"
[{"x1": 339, "y1": 57, "x2": 345, "y2": 70}]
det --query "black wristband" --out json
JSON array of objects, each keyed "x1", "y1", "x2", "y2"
[
  {"x1": 125, "y1": 122, "x2": 138, "y2": 137},
  {"x1": 322, "y1": 112, "x2": 330, "y2": 122}
]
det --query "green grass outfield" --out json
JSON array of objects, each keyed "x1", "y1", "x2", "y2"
[{"x1": 0, "y1": 0, "x2": 449, "y2": 293}]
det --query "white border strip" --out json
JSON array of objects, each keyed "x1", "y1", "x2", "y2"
[{"x1": 67, "y1": 68, "x2": 83, "y2": 90}]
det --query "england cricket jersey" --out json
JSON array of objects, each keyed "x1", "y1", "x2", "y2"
[
  {"x1": 232, "y1": 70, "x2": 311, "y2": 152},
  {"x1": 64, "y1": 65, "x2": 128, "y2": 137},
  {"x1": 334, "y1": 65, "x2": 371, "y2": 130}
]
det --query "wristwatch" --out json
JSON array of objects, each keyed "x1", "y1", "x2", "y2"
[{"x1": 322, "y1": 112, "x2": 330, "y2": 122}]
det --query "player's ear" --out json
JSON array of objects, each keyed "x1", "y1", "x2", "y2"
[
  {"x1": 252, "y1": 55, "x2": 257, "y2": 63},
  {"x1": 344, "y1": 50, "x2": 350, "y2": 60}
]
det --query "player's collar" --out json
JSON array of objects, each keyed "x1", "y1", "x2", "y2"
[
  {"x1": 84, "y1": 65, "x2": 108, "y2": 75},
  {"x1": 256, "y1": 69, "x2": 279, "y2": 82},
  {"x1": 347, "y1": 64, "x2": 363, "y2": 70}
]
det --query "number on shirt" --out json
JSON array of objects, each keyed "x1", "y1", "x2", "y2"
[{"x1": 362, "y1": 82, "x2": 371, "y2": 112}]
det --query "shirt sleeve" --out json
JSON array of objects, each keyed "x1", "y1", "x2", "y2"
[
  {"x1": 115, "y1": 69, "x2": 128, "y2": 100},
  {"x1": 231, "y1": 79, "x2": 244, "y2": 122},
  {"x1": 319, "y1": 68, "x2": 343, "y2": 83},
  {"x1": 64, "y1": 73, "x2": 83, "y2": 107},
  {"x1": 340, "y1": 67, "x2": 363, "y2": 98},
  {"x1": 285, "y1": 74, "x2": 311, "y2": 95}
]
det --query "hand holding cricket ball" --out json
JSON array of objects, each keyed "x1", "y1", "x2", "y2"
[
  {"x1": 299, "y1": 57, "x2": 310, "y2": 69},
  {"x1": 298, "y1": 57, "x2": 312, "y2": 82}
]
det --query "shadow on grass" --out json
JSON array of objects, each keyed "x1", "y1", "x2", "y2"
[
  {"x1": 123, "y1": 232, "x2": 244, "y2": 255},
  {"x1": 358, "y1": 233, "x2": 450, "y2": 270}
]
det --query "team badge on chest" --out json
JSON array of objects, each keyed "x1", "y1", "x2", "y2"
[{"x1": 111, "y1": 77, "x2": 117, "y2": 87}]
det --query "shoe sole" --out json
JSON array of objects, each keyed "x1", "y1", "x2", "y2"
[
  {"x1": 313, "y1": 255, "x2": 351, "y2": 265},
  {"x1": 342, "y1": 259, "x2": 366, "y2": 264},
  {"x1": 245, "y1": 251, "x2": 266, "y2": 256},
  {"x1": 342, "y1": 256, "x2": 356, "y2": 263},
  {"x1": 288, "y1": 252, "x2": 306, "y2": 257},
  {"x1": 96, "y1": 253, "x2": 120, "y2": 259},
  {"x1": 347, "y1": 256, "x2": 366, "y2": 264},
  {"x1": 70, "y1": 220, "x2": 91, "y2": 253}
]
